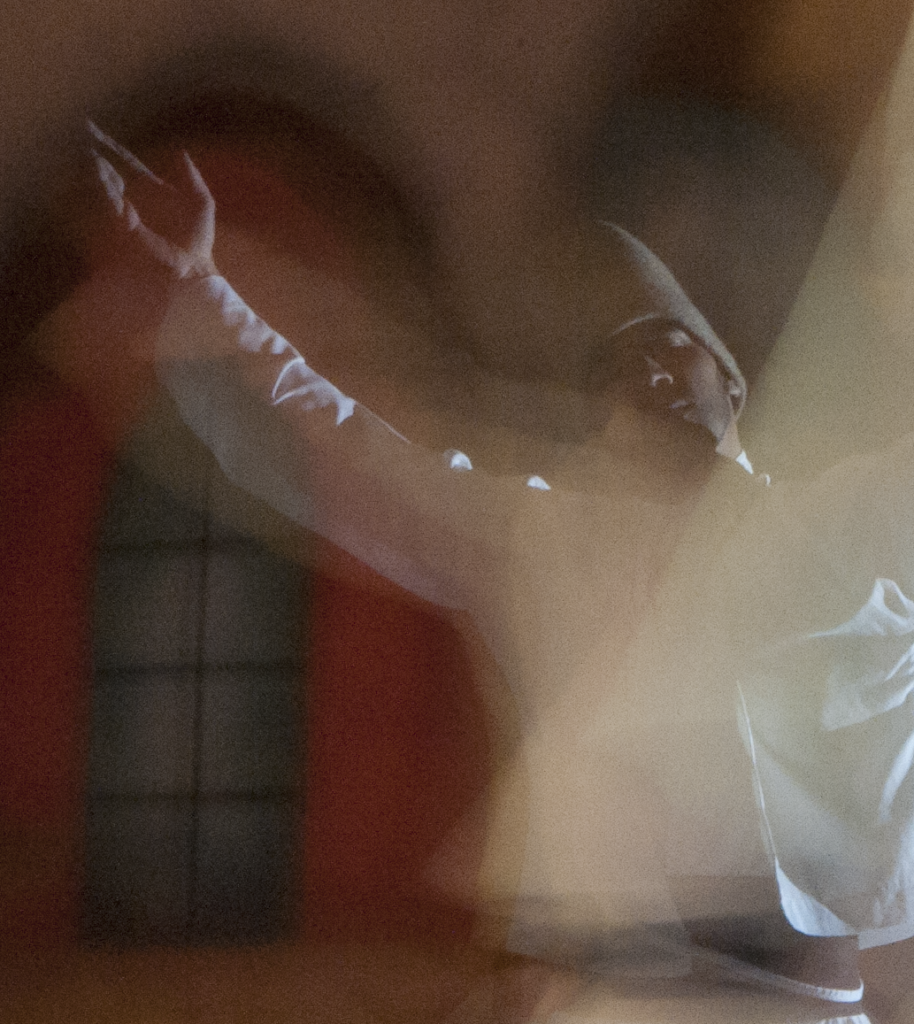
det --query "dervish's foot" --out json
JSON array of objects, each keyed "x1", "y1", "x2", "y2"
[{"x1": 687, "y1": 918, "x2": 862, "y2": 1002}]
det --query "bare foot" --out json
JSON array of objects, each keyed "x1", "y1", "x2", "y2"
[
  {"x1": 686, "y1": 914, "x2": 861, "y2": 994},
  {"x1": 672, "y1": 875, "x2": 861, "y2": 995}
]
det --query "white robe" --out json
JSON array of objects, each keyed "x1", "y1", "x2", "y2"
[{"x1": 156, "y1": 273, "x2": 914, "y2": 950}]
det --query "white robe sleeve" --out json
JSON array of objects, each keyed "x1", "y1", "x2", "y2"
[{"x1": 155, "y1": 275, "x2": 511, "y2": 610}]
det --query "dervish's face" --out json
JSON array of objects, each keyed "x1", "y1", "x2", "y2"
[
  {"x1": 593, "y1": 320, "x2": 744, "y2": 464},
  {"x1": 462, "y1": 318, "x2": 744, "y2": 487}
]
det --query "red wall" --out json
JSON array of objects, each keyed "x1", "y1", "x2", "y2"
[{"x1": 0, "y1": 388, "x2": 111, "y2": 949}]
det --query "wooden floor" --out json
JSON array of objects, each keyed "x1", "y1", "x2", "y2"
[
  {"x1": 1, "y1": 940, "x2": 907, "y2": 1023},
  {"x1": 0, "y1": 941, "x2": 486, "y2": 1024}
]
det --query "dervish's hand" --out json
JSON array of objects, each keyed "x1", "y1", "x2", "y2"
[{"x1": 88, "y1": 120, "x2": 218, "y2": 281}]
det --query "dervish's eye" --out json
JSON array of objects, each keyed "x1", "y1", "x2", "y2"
[
  {"x1": 639, "y1": 326, "x2": 694, "y2": 364},
  {"x1": 665, "y1": 328, "x2": 693, "y2": 348}
]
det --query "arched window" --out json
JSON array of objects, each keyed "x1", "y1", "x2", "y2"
[{"x1": 83, "y1": 394, "x2": 309, "y2": 944}]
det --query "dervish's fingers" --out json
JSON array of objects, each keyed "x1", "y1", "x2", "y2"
[
  {"x1": 87, "y1": 120, "x2": 166, "y2": 186},
  {"x1": 92, "y1": 153, "x2": 126, "y2": 216},
  {"x1": 177, "y1": 151, "x2": 214, "y2": 205},
  {"x1": 122, "y1": 199, "x2": 143, "y2": 234}
]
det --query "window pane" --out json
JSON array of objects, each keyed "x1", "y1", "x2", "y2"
[
  {"x1": 203, "y1": 547, "x2": 303, "y2": 664},
  {"x1": 194, "y1": 800, "x2": 297, "y2": 943},
  {"x1": 83, "y1": 799, "x2": 193, "y2": 944},
  {"x1": 200, "y1": 668, "x2": 300, "y2": 793},
  {"x1": 87, "y1": 672, "x2": 196, "y2": 796},
  {"x1": 93, "y1": 551, "x2": 203, "y2": 670}
]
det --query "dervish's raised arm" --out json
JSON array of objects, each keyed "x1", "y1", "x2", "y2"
[
  {"x1": 87, "y1": 125, "x2": 519, "y2": 613},
  {"x1": 157, "y1": 271, "x2": 513, "y2": 609}
]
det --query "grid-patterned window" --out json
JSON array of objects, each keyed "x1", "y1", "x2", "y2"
[{"x1": 84, "y1": 398, "x2": 308, "y2": 945}]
